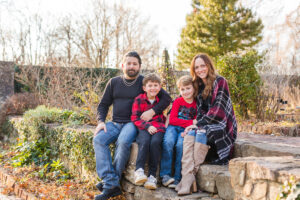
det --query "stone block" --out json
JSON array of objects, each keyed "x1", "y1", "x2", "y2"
[
  {"x1": 133, "y1": 186, "x2": 178, "y2": 200},
  {"x1": 196, "y1": 164, "x2": 227, "y2": 193},
  {"x1": 268, "y1": 182, "x2": 281, "y2": 200},
  {"x1": 6, "y1": 175, "x2": 16, "y2": 188},
  {"x1": 252, "y1": 182, "x2": 267, "y2": 200},
  {"x1": 121, "y1": 179, "x2": 136, "y2": 193},
  {"x1": 14, "y1": 184, "x2": 21, "y2": 196},
  {"x1": 124, "y1": 142, "x2": 160, "y2": 185},
  {"x1": 229, "y1": 158, "x2": 246, "y2": 189},
  {"x1": 124, "y1": 142, "x2": 139, "y2": 184},
  {"x1": 124, "y1": 192, "x2": 135, "y2": 200},
  {"x1": 173, "y1": 192, "x2": 210, "y2": 199},
  {"x1": 20, "y1": 189, "x2": 29, "y2": 200},
  {"x1": 242, "y1": 181, "x2": 253, "y2": 197},
  {"x1": 216, "y1": 170, "x2": 234, "y2": 200}
]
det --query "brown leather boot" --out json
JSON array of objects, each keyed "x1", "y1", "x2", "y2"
[
  {"x1": 177, "y1": 174, "x2": 197, "y2": 195},
  {"x1": 193, "y1": 142, "x2": 209, "y2": 173},
  {"x1": 177, "y1": 135, "x2": 196, "y2": 195}
]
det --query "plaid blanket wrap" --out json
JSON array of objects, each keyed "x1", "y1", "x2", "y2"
[{"x1": 196, "y1": 76, "x2": 237, "y2": 163}]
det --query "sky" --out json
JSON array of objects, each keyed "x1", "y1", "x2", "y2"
[
  {"x1": 1, "y1": 0, "x2": 299, "y2": 72},
  {"x1": 0, "y1": 0, "x2": 192, "y2": 60},
  {"x1": 117, "y1": 0, "x2": 191, "y2": 58}
]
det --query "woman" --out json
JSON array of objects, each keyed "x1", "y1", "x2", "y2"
[{"x1": 176, "y1": 53, "x2": 237, "y2": 195}]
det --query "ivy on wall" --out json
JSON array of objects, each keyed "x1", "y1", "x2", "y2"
[{"x1": 9, "y1": 105, "x2": 115, "y2": 183}]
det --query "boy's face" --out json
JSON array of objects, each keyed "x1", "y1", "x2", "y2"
[
  {"x1": 179, "y1": 84, "x2": 195, "y2": 101},
  {"x1": 143, "y1": 81, "x2": 161, "y2": 100}
]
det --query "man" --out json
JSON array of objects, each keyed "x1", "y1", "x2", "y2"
[{"x1": 93, "y1": 51, "x2": 171, "y2": 200}]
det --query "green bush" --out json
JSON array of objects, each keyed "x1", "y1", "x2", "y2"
[
  {"x1": 11, "y1": 138, "x2": 57, "y2": 167},
  {"x1": 216, "y1": 49, "x2": 262, "y2": 118},
  {"x1": 9, "y1": 106, "x2": 110, "y2": 183}
]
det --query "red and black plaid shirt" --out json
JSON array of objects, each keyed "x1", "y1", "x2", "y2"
[{"x1": 131, "y1": 93, "x2": 166, "y2": 133}]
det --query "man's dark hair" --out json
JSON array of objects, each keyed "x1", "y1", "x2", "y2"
[{"x1": 123, "y1": 51, "x2": 142, "y2": 65}]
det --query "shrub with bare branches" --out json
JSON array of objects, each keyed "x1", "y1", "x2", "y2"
[{"x1": 14, "y1": 65, "x2": 116, "y2": 124}]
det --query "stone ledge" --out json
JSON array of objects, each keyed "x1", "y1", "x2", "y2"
[
  {"x1": 229, "y1": 156, "x2": 300, "y2": 200},
  {"x1": 234, "y1": 132, "x2": 300, "y2": 158},
  {"x1": 121, "y1": 179, "x2": 212, "y2": 200}
]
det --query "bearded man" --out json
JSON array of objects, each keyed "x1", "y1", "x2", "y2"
[{"x1": 93, "y1": 51, "x2": 171, "y2": 200}]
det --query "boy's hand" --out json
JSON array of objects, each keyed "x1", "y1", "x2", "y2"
[
  {"x1": 183, "y1": 124, "x2": 197, "y2": 136},
  {"x1": 147, "y1": 126, "x2": 157, "y2": 135},
  {"x1": 94, "y1": 122, "x2": 106, "y2": 136},
  {"x1": 193, "y1": 119, "x2": 197, "y2": 125},
  {"x1": 181, "y1": 131, "x2": 187, "y2": 137},
  {"x1": 141, "y1": 109, "x2": 155, "y2": 121}
]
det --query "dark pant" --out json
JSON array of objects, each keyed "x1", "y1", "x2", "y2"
[{"x1": 135, "y1": 129, "x2": 164, "y2": 177}]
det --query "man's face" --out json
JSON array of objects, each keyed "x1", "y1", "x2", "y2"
[{"x1": 122, "y1": 56, "x2": 141, "y2": 78}]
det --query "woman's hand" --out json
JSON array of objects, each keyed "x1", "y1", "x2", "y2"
[
  {"x1": 94, "y1": 122, "x2": 106, "y2": 136},
  {"x1": 141, "y1": 109, "x2": 155, "y2": 121}
]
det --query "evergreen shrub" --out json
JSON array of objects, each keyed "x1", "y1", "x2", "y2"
[{"x1": 216, "y1": 49, "x2": 262, "y2": 118}]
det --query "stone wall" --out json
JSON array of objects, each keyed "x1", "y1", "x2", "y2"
[
  {"x1": 0, "y1": 61, "x2": 14, "y2": 108},
  {"x1": 229, "y1": 156, "x2": 300, "y2": 200}
]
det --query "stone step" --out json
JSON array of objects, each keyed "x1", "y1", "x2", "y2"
[
  {"x1": 121, "y1": 179, "x2": 214, "y2": 200},
  {"x1": 123, "y1": 142, "x2": 230, "y2": 199},
  {"x1": 235, "y1": 132, "x2": 300, "y2": 158},
  {"x1": 123, "y1": 132, "x2": 300, "y2": 200}
]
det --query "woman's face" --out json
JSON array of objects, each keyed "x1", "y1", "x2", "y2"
[{"x1": 194, "y1": 57, "x2": 208, "y2": 81}]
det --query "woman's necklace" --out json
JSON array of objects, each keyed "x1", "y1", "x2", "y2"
[{"x1": 122, "y1": 75, "x2": 138, "y2": 87}]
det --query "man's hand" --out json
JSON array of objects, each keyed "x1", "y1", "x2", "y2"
[
  {"x1": 165, "y1": 114, "x2": 170, "y2": 128},
  {"x1": 94, "y1": 122, "x2": 106, "y2": 136},
  {"x1": 141, "y1": 109, "x2": 155, "y2": 121},
  {"x1": 147, "y1": 126, "x2": 157, "y2": 135}
]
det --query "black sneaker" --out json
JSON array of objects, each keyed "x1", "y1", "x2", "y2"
[
  {"x1": 96, "y1": 182, "x2": 103, "y2": 192},
  {"x1": 94, "y1": 187, "x2": 122, "y2": 200}
]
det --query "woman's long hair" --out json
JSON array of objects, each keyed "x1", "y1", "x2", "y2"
[{"x1": 190, "y1": 53, "x2": 217, "y2": 99}]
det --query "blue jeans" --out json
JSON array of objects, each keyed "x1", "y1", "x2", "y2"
[
  {"x1": 187, "y1": 129, "x2": 207, "y2": 144},
  {"x1": 93, "y1": 122, "x2": 137, "y2": 189},
  {"x1": 160, "y1": 125, "x2": 184, "y2": 181}
]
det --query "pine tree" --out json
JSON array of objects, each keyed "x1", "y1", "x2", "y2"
[
  {"x1": 158, "y1": 49, "x2": 177, "y2": 98},
  {"x1": 176, "y1": 0, "x2": 263, "y2": 68}
]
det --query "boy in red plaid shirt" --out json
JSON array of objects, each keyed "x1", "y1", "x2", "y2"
[{"x1": 131, "y1": 73, "x2": 168, "y2": 190}]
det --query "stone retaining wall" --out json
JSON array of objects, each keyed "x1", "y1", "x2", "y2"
[
  {"x1": 229, "y1": 156, "x2": 300, "y2": 200},
  {"x1": 6, "y1": 116, "x2": 300, "y2": 200}
]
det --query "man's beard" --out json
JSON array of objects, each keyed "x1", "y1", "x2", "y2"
[{"x1": 125, "y1": 69, "x2": 140, "y2": 78}]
